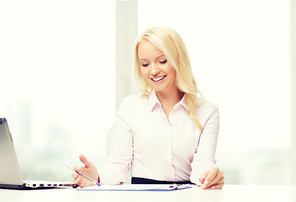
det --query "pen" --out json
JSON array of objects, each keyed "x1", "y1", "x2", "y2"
[{"x1": 64, "y1": 163, "x2": 100, "y2": 187}]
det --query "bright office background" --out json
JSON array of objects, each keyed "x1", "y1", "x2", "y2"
[{"x1": 0, "y1": 0, "x2": 291, "y2": 184}]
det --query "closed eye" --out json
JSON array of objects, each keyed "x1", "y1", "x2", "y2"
[
  {"x1": 141, "y1": 63, "x2": 149, "y2": 67},
  {"x1": 160, "y1": 60, "x2": 167, "y2": 64}
]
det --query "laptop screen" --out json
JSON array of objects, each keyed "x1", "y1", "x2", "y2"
[{"x1": 0, "y1": 118, "x2": 24, "y2": 185}]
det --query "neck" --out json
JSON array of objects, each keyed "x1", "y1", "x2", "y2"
[{"x1": 155, "y1": 88, "x2": 184, "y2": 108}]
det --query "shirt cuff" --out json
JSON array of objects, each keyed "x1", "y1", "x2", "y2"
[
  {"x1": 190, "y1": 157, "x2": 216, "y2": 184},
  {"x1": 97, "y1": 169, "x2": 111, "y2": 185}
]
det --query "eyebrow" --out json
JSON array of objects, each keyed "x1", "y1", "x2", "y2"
[{"x1": 139, "y1": 55, "x2": 165, "y2": 61}]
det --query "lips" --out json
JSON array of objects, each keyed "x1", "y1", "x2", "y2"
[{"x1": 151, "y1": 75, "x2": 166, "y2": 81}]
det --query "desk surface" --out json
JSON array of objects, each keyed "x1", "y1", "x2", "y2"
[{"x1": 0, "y1": 185, "x2": 295, "y2": 202}]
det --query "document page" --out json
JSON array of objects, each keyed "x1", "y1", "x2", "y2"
[{"x1": 78, "y1": 184, "x2": 192, "y2": 191}]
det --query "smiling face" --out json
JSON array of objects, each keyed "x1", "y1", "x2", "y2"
[{"x1": 138, "y1": 40, "x2": 178, "y2": 95}]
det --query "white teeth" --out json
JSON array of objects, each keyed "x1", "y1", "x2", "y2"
[{"x1": 152, "y1": 76, "x2": 165, "y2": 81}]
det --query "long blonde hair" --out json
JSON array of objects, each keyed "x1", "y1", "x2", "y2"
[{"x1": 134, "y1": 26, "x2": 204, "y2": 131}]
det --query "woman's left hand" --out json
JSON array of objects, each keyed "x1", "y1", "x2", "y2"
[{"x1": 199, "y1": 167, "x2": 225, "y2": 189}]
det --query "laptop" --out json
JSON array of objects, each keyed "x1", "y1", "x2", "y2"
[{"x1": 0, "y1": 117, "x2": 76, "y2": 189}]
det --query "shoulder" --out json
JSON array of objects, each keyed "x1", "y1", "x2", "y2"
[
  {"x1": 194, "y1": 99, "x2": 220, "y2": 126},
  {"x1": 195, "y1": 98, "x2": 219, "y2": 118},
  {"x1": 195, "y1": 99, "x2": 218, "y2": 110},
  {"x1": 121, "y1": 94, "x2": 148, "y2": 104},
  {"x1": 118, "y1": 94, "x2": 148, "y2": 111}
]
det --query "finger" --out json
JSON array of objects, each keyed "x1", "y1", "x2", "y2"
[
  {"x1": 204, "y1": 167, "x2": 219, "y2": 185},
  {"x1": 73, "y1": 166, "x2": 79, "y2": 171},
  {"x1": 199, "y1": 171, "x2": 208, "y2": 184},
  {"x1": 218, "y1": 176, "x2": 225, "y2": 184},
  {"x1": 201, "y1": 167, "x2": 221, "y2": 189},
  {"x1": 72, "y1": 172, "x2": 78, "y2": 179},
  {"x1": 208, "y1": 176, "x2": 225, "y2": 189},
  {"x1": 201, "y1": 170, "x2": 217, "y2": 188},
  {"x1": 210, "y1": 178, "x2": 225, "y2": 189},
  {"x1": 210, "y1": 182, "x2": 224, "y2": 189},
  {"x1": 79, "y1": 154, "x2": 93, "y2": 168},
  {"x1": 207, "y1": 170, "x2": 224, "y2": 187},
  {"x1": 73, "y1": 178, "x2": 79, "y2": 185},
  {"x1": 73, "y1": 176, "x2": 85, "y2": 188}
]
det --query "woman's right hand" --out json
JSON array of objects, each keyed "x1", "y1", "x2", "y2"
[{"x1": 72, "y1": 154, "x2": 100, "y2": 188}]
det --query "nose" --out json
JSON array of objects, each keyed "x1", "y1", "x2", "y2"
[{"x1": 150, "y1": 63, "x2": 160, "y2": 76}]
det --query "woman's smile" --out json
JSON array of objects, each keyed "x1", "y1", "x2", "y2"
[{"x1": 151, "y1": 75, "x2": 166, "y2": 82}]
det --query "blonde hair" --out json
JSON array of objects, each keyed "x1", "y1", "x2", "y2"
[{"x1": 134, "y1": 26, "x2": 204, "y2": 131}]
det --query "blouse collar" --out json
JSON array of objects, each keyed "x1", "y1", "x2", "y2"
[{"x1": 148, "y1": 89, "x2": 188, "y2": 112}]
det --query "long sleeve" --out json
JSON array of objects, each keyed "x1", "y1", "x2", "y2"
[
  {"x1": 97, "y1": 92, "x2": 220, "y2": 185},
  {"x1": 190, "y1": 105, "x2": 220, "y2": 184},
  {"x1": 98, "y1": 99, "x2": 133, "y2": 185}
]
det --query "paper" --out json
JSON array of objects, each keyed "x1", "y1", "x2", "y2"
[{"x1": 77, "y1": 184, "x2": 192, "y2": 191}]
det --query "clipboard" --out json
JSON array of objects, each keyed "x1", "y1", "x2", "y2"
[{"x1": 77, "y1": 184, "x2": 192, "y2": 191}]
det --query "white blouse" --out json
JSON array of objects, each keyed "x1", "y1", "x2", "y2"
[{"x1": 98, "y1": 90, "x2": 220, "y2": 185}]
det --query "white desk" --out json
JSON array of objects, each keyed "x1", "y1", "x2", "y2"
[{"x1": 0, "y1": 185, "x2": 295, "y2": 202}]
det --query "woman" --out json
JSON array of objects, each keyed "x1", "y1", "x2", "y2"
[{"x1": 72, "y1": 26, "x2": 225, "y2": 189}]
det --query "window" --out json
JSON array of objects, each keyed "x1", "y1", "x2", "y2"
[{"x1": 0, "y1": 1, "x2": 115, "y2": 181}]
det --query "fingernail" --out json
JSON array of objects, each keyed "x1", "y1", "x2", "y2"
[
  {"x1": 211, "y1": 186, "x2": 215, "y2": 189},
  {"x1": 205, "y1": 179, "x2": 209, "y2": 185}
]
